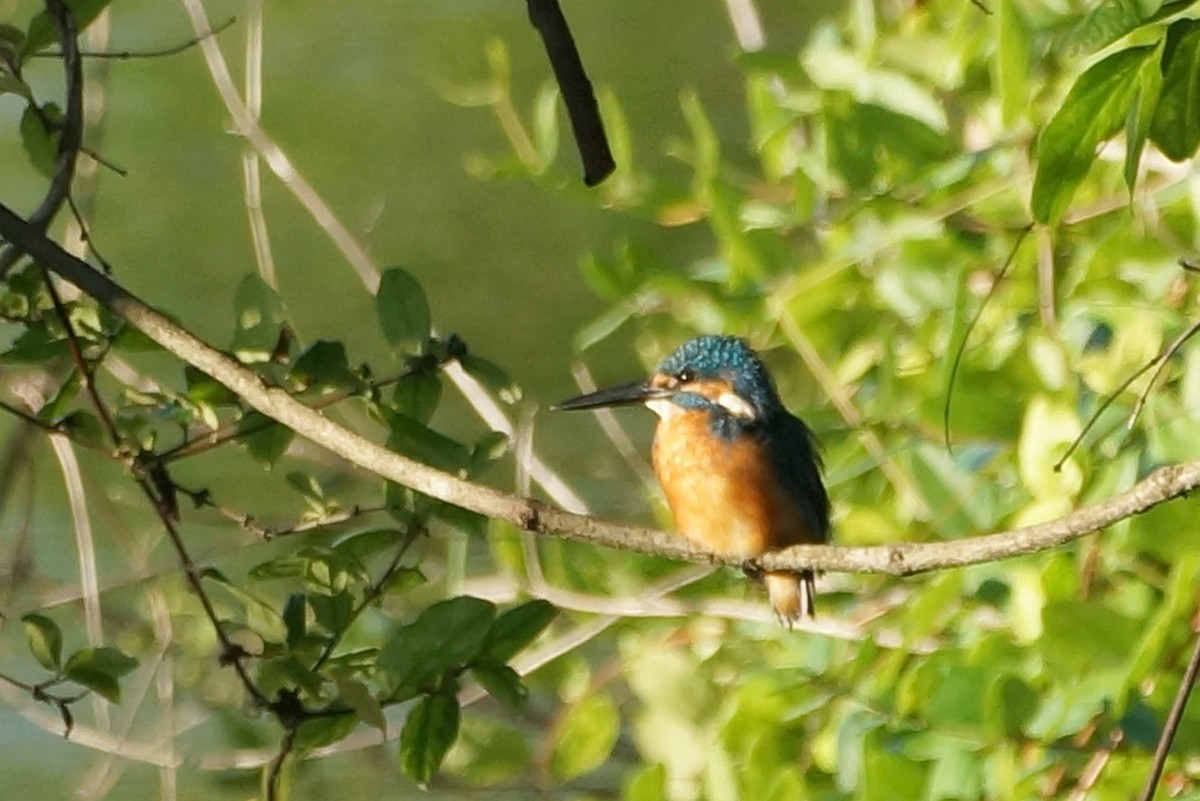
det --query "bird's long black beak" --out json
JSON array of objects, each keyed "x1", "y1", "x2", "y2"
[{"x1": 552, "y1": 380, "x2": 669, "y2": 411}]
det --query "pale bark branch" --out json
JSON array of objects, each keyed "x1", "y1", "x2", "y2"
[{"x1": 1, "y1": 203, "x2": 1198, "y2": 577}]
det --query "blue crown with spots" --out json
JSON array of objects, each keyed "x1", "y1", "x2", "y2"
[{"x1": 657, "y1": 335, "x2": 782, "y2": 416}]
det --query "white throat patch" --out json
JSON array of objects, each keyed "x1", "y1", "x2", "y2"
[{"x1": 645, "y1": 398, "x2": 679, "y2": 420}]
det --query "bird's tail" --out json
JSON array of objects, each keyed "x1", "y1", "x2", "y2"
[{"x1": 764, "y1": 570, "x2": 816, "y2": 628}]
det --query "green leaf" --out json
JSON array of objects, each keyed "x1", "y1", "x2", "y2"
[
  {"x1": 1032, "y1": 45, "x2": 1156, "y2": 224},
  {"x1": 624, "y1": 763, "x2": 669, "y2": 801},
  {"x1": 332, "y1": 528, "x2": 409, "y2": 561},
  {"x1": 185, "y1": 365, "x2": 240, "y2": 406},
  {"x1": 59, "y1": 411, "x2": 105, "y2": 449},
  {"x1": 23, "y1": 0, "x2": 114, "y2": 58},
  {"x1": 63, "y1": 646, "x2": 138, "y2": 703},
  {"x1": 391, "y1": 371, "x2": 442, "y2": 424},
  {"x1": 375, "y1": 267, "x2": 431, "y2": 350},
  {"x1": 924, "y1": 666, "x2": 989, "y2": 728},
  {"x1": 481, "y1": 599, "x2": 557, "y2": 662},
  {"x1": 0, "y1": 323, "x2": 68, "y2": 363},
  {"x1": 20, "y1": 102, "x2": 61, "y2": 178},
  {"x1": 1040, "y1": 601, "x2": 1140, "y2": 673},
  {"x1": 291, "y1": 340, "x2": 355, "y2": 392},
  {"x1": 458, "y1": 354, "x2": 522, "y2": 404},
  {"x1": 1150, "y1": 19, "x2": 1200, "y2": 161},
  {"x1": 0, "y1": 34, "x2": 28, "y2": 88},
  {"x1": 993, "y1": 0, "x2": 1029, "y2": 127},
  {"x1": 236, "y1": 411, "x2": 294, "y2": 467},
  {"x1": 310, "y1": 591, "x2": 354, "y2": 636},
  {"x1": 282, "y1": 593, "x2": 307, "y2": 648},
  {"x1": 1064, "y1": 0, "x2": 1148, "y2": 55},
  {"x1": 531, "y1": 81, "x2": 560, "y2": 165},
  {"x1": 292, "y1": 713, "x2": 358, "y2": 753},
  {"x1": 469, "y1": 431, "x2": 510, "y2": 477},
  {"x1": 573, "y1": 302, "x2": 634, "y2": 351},
  {"x1": 39, "y1": 371, "x2": 81, "y2": 423},
  {"x1": 21, "y1": 613, "x2": 62, "y2": 670},
  {"x1": 470, "y1": 662, "x2": 527, "y2": 707},
  {"x1": 335, "y1": 677, "x2": 387, "y2": 734},
  {"x1": 399, "y1": 691, "x2": 461, "y2": 786},
  {"x1": 384, "y1": 411, "x2": 471, "y2": 472},
  {"x1": 551, "y1": 692, "x2": 620, "y2": 781},
  {"x1": 377, "y1": 596, "x2": 496, "y2": 688},
  {"x1": 231, "y1": 274, "x2": 288, "y2": 363},
  {"x1": 1124, "y1": 39, "x2": 1166, "y2": 192}
]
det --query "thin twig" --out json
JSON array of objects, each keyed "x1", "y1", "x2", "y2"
[
  {"x1": 1127, "y1": 319, "x2": 1200, "y2": 430},
  {"x1": 943, "y1": 228, "x2": 1031, "y2": 452},
  {"x1": 1056, "y1": 357, "x2": 1159, "y2": 470},
  {"x1": 310, "y1": 529, "x2": 419, "y2": 672},
  {"x1": 1137, "y1": 620, "x2": 1200, "y2": 801},
  {"x1": 38, "y1": 261, "x2": 269, "y2": 710},
  {"x1": 34, "y1": 17, "x2": 237, "y2": 60},
  {"x1": 265, "y1": 726, "x2": 295, "y2": 801}
]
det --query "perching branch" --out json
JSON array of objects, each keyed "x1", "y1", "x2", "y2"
[{"x1": 2, "y1": 202, "x2": 1200, "y2": 577}]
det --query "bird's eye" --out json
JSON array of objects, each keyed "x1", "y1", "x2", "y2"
[{"x1": 677, "y1": 369, "x2": 695, "y2": 383}]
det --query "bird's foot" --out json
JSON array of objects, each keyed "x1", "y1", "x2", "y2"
[{"x1": 740, "y1": 557, "x2": 764, "y2": 583}]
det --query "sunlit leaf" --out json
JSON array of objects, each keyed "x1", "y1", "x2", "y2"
[
  {"x1": 1032, "y1": 45, "x2": 1155, "y2": 223},
  {"x1": 551, "y1": 692, "x2": 620, "y2": 781},
  {"x1": 994, "y1": 0, "x2": 1028, "y2": 126},
  {"x1": 335, "y1": 677, "x2": 387, "y2": 734},
  {"x1": 63, "y1": 646, "x2": 138, "y2": 703},
  {"x1": 231, "y1": 274, "x2": 288, "y2": 364},
  {"x1": 185, "y1": 365, "x2": 239, "y2": 406},
  {"x1": 21, "y1": 613, "x2": 62, "y2": 670}
]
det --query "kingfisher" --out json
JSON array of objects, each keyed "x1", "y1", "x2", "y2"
[{"x1": 554, "y1": 335, "x2": 830, "y2": 624}]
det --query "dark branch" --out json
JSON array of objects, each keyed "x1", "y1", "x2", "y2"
[
  {"x1": 524, "y1": 0, "x2": 615, "y2": 186},
  {"x1": 0, "y1": 0, "x2": 83, "y2": 277}
]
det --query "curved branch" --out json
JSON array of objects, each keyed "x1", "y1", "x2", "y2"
[{"x1": 1, "y1": 202, "x2": 1199, "y2": 577}]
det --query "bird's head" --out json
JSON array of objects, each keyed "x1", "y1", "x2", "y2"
[{"x1": 554, "y1": 335, "x2": 782, "y2": 423}]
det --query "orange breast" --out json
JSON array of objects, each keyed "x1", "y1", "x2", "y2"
[{"x1": 651, "y1": 411, "x2": 816, "y2": 557}]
